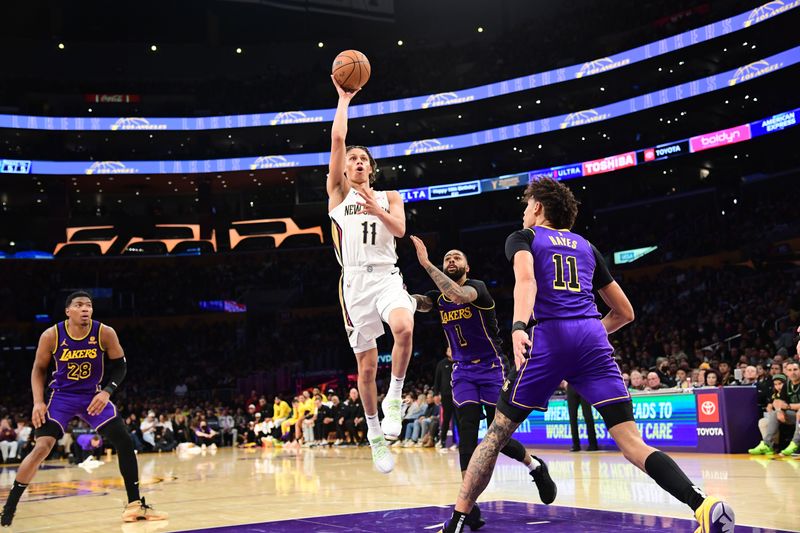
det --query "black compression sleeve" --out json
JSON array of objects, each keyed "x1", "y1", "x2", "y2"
[
  {"x1": 505, "y1": 228, "x2": 535, "y2": 262},
  {"x1": 463, "y1": 279, "x2": 494, "y2": 308},
  {"x1": 103, "y1": 357, "x2": 127, "y2": 395},
  {"x1": 590, "y1": 244, "x2": 614, "y2": 289}
]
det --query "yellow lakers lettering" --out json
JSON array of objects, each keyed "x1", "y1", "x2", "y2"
[
  {"x1": 439, "y1": 308, "x2": 473, "y2": 324},
  {"x1": 59, "y1": 348, "x2": 98, "y2": 361},
  {"x1": 548, "y1": 235, "x2": 578, "y2": 249}
]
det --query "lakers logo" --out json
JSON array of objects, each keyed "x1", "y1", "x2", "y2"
[
  {"x1": 575, "y1": 57, "x2": 630, "y2": 78},
  {"x1": 59, "y1": 348, "x2": 98, "y2": 361},
  {"x1": 404, "y1": 139, "x2": 453, "y2": 156},
  {"x1": 560, "y1": 109, "x2": 609, "y2": 129},
  {"x1": 744, "y1": 0, "x2": 798, "y2": 27},
  {"x1": 728, "y1": 60, "x2": 781, "y2": 86},
  {"x1": 269, "y1": 111, "x2": 323, "y2": 126},
  {"x1": 85, "y1": 161, "x2": 138, "y2": 175},
  {"x1": 249, "y1": 155, "x2": 299, "y2": 170},
  {"x1": 421, "y1": 92, "x2": 474, "y2": 109},
  {"x1": 110, "y1": 117, "x2": 167, "y2": 131},
  {"x1": 439, "y1": 308, "x2": 473, "y2": 324}
]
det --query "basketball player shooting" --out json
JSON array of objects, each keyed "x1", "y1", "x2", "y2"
[{"x1": 327, "y1": 74, "x2": 416, "y2": 474}]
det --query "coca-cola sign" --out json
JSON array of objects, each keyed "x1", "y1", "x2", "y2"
[{"x1": 83, "y1": 94, "x2": 141, "y2": 104}]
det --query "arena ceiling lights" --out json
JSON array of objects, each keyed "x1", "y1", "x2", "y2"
[{"x1": 0, "y1": 1, "x2": 795, "y2": 133}]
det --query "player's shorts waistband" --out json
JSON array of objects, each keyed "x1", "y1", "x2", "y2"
[{"x1": 342, "y1": 264, "x2": 396, "y2": 273}]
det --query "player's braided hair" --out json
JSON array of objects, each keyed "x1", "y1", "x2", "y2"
[
  {"x1": 522, "y1": 178, "x2": 579, "y2": 230},
  {"x1": 346, "y1": 145, "x2": 378, "y2": 185}
]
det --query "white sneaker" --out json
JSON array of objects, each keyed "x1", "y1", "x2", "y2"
[
  {"x1": 435, "y1": 442, "x2": 443, "y2": 449},
  {"x1": 403, "y1": 440, "x2": 415, "y2": 448},
  {"x1": 369, "y1": 435, "x2": 394, "y2": 474},
  {"x1": 381, "y1": 397, "x2": 402, "y2": 440}
]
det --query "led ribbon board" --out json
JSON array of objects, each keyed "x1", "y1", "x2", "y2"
[
  {"x1": 13, "y1": 47, "x2": 800, "y2": 175},
  {"x1": 0, "y1": 1, "x2": 795, "y2": 132}
]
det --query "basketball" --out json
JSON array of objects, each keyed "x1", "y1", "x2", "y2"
[{"x1": 332, "y1": 49, "x2": 371, "y2": 92}]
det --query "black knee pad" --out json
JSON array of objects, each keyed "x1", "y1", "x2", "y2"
[
  {"x1": 98, "y1": 416, "x2": 133, "y2": 450},
  {"x1": 34, "y1": 420, "x2": 63, "y2": 440},
  {"x1": 597, "y1": 401, "x2": 634, "y2": 430},
  {"x1": 457, "y1": 404, "x2": 482, "y2": 470}
]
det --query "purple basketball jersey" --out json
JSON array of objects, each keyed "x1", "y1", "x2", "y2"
[
  {"x1": 50, "y1": 320, "x2": 107, "y2": 394},
  {"x1": 427, "y1": 279, "x2": 503, "y2": 362},
  {"x1": 528, "y1": 226, "x2": 602, "y2": 320}
]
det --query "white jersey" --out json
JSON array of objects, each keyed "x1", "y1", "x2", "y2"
[{"x1": 329, "y1": 189, "x2": 398, "y2": 268}]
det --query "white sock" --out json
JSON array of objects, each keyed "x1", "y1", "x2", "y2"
[
  {"x1": 527, "y1": 455, "x2": 541, "y2": 471},
  {"x1": 386, "y1": 374, "x2": 405, "y2": 400},
  {"x1": 366, "y1": 413, "x2": 382, "y2": 440}
]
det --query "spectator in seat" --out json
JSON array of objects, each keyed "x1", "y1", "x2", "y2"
[
  {"x1": 314, "y1": 396, "x2": 335, "y2": 445},
  {"x1": 219, "y1": 408, "x2": 236, "y2": 446},
  {"x1": 750, "y1": 361, "x2": 800, "y2": 456},
  {"x1": 342, "y1": 388, "x2": 367, "y2": 445},
  {"x1": 417, "y1": 393, "x2": 441, "y2": 447},
  {"x1": 0, "y1": 418, "x2": 17, "y2": 463},
  {"x1": 629, "y1": 370, "x2": 645, "y2": 391},
  {"x1": 740, "y1": 366, "x2": 758, "y2": 385},
  {"x1": 14, "y1": 419, "x2": 32, "y2": 460},
  {"x1": 704, "y1": 369, "x2": 722, "y2": 387},
  {"x1": 194, "y1": 418, "x2": 219, "y2": 448},
  {"x1": 140, "y1": 411, "x2": 158, "y2": 451},
  {"x1": 718, "y1": 361, "x2": 737, "y2": 386},
  {"x1": 645, "y1": 372, "x2": 668, "y2": 391},
  {"x1": 173, "y1": 413, "x2": 192, "y2": 443}
]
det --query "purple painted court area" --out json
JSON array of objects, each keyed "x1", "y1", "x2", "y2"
[{"x1": 174, "y1": 500, "x2": 794, "y2": 532}]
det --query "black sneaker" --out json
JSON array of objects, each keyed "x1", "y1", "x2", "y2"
[
  {"x1": 529, "y1": 455, "x2": 557, "y2": 504},
  {"x1": 1, "y1": 506, "x2": 15, "y2": 527},
  {"x1": 465, "y1": 504, "x2": 485, "y2": 531}
]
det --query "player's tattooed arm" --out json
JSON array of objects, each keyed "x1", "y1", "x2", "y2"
[
  {"x1": 411, "y1": 294, "x2": 433, "y2": 312},
  {"x1": 424, "y1": 265, "x2": 478, "y2": 305},
  {"x1": 410, "y1": 235, "x2": 477, "y2": 304},
  {"x1": 457, "y1": 411, "x2": 519, "y2": 507}
]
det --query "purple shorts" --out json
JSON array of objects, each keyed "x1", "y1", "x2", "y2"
[
  {"x1": 452, "y1": 356, "x2": 506, "y2": 407},
  {"x1": 46, "y1": 390, "x2": 117, "y2": 435},
  {"x1": 503, "y1": 318, "x2": 630, "y2": 411}
]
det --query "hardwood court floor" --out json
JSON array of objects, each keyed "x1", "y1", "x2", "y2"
[{"x1": 1, "y1": 445, "x2": 797, "y2": 532}]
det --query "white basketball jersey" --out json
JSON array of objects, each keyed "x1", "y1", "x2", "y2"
[{"x1": 329, "y1": 189, "x2": 398, "y2": 267}]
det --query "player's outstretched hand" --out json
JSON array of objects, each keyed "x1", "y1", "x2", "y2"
[
  {"x1": 409, "y1": 235, "x2": 430, "y2": 266},
  {"x1": 512, "y1": 330, "x2": 532, "y2": 370},
  {"x1": 87, "y1": 390, "x2": 111, "y2": 416},
  {"x1": 31, "y1": 401, "x2": 47, "y2": 428},
  {"x1": 331, "y1": 75, "x2": 360, "y2": 100},
  {"x1": 355, "y1": 188, "x2": 382, "y2": 216}
]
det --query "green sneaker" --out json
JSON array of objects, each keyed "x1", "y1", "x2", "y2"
[
  {"x1": 380, "y1": 397, "x2": 402, "y2": 440},
  {"x1": 748, "y1": 441, "x2": 775, "y2": 455},
  {"x1": 369, "y1": 435, "x2": 394, "y2": 474},
  {"x1": 780, "y1": 441, "x2": 799, "y2": 456}
]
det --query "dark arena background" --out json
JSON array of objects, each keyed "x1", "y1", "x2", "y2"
[{"x1": 0, "y1": 1, "x2": 798, "y2": 532}]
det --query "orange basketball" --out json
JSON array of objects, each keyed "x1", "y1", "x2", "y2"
[{"x1": 332, "y1": 50, "x2": 371, "y2": 92}]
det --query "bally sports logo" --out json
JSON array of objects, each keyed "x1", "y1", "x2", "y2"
[
  {"x1": 110, "y1": 117, "x2": 168, "y2": 131},
  {"x1": 559, "y1": 109, "x2": 609, "y2": 129},
  {"x1": 575, "y1": 57, "x2": 631, "y2": 79},
  {"x1": 85, "y1": 161, "x2": 138, "y2": 175},
  {"x1": 269, "y1": 111, "x2": 324, "y2": 126},
  {"x1": 404, "y1": 139, "x2": 453, "y2": 155},
  {"x1": 728, "y1": 60, "x2": 782, "y2": 86},
  {"x1": 690, "y1": 125, "x2": 751, "y2": 152},
  {"x1": 421, "y1": 92, "x2": 474, "y2": 109},
  {"x1": 249, "y1": 156, "x2": 299, "y2": 170},
  {"x1": 744, "y1": 0, "x2": 799, "y2": 27}
]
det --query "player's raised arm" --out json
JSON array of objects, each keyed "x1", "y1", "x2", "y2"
[
  {"x1": 31, "y1": 327, "x2": 56, "y2": 428},
  {"x1": 328, "y1": 76, "x2": 359, "y2": 204},
  {"x1": 409, "y1": 236, "x2": 477, "y2": 303}
]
